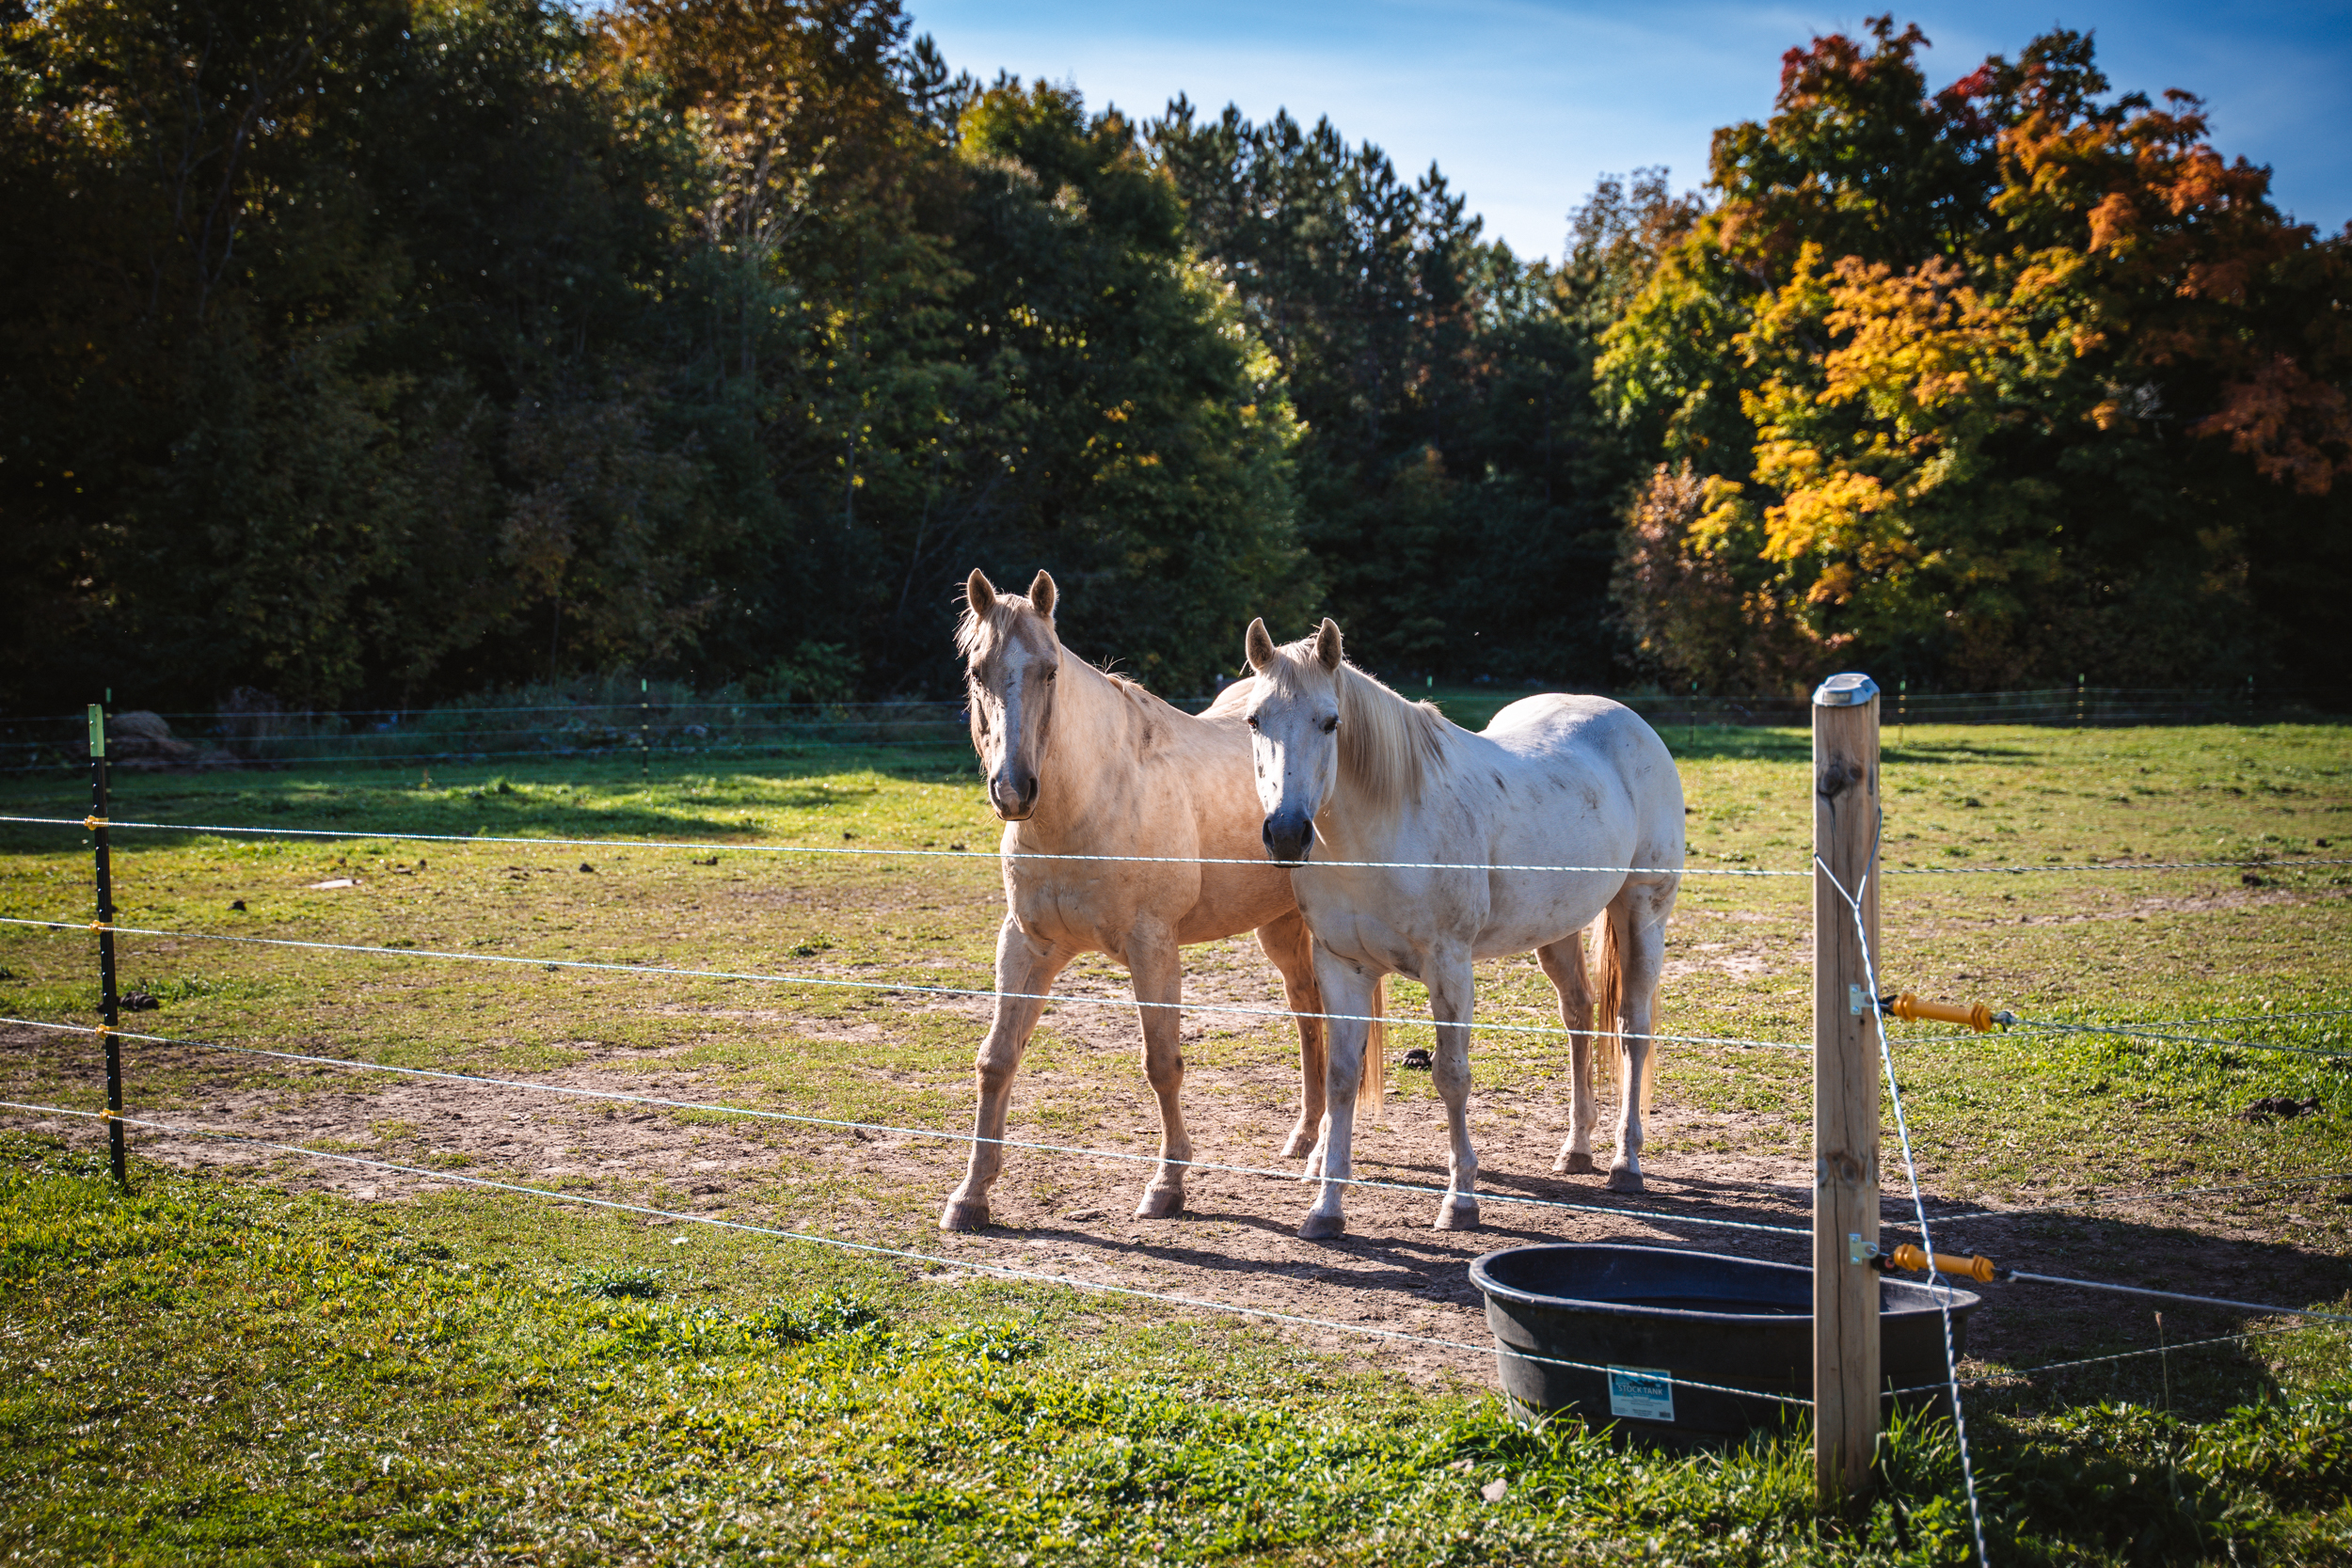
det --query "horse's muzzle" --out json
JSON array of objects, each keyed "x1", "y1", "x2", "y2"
[
  {"x1": 989, "y1": 769, "x2": 1039, "y2": 821},
  {"x1": 1262, "y1": 813, "x2": 1315, "y2": 865}
]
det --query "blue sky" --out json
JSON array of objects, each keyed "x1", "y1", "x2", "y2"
[{"x1": 907, "y1": 1, "x2": 2352, "y2": 261}]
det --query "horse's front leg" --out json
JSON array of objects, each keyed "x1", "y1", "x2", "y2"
[
  {"x1": 1537, "y1": 933, "x2": 1598, "y2": 1176},
  {"x1": 1127, "y1": 923, "x2": 1193, "y2": 1219},
  {"x1": 1424, "y1": 953, "x2": 1480, "y2": 1229},
  {"x1": 1255, "y1": 911, "x2": 1327, "y2": 1160},
  {"x1": 1300, "y1": 956, "x2": 1378, "y2": 1239},
  {"x1": 940, "y1": 919, "x2": 1071, "y2": 1231}
]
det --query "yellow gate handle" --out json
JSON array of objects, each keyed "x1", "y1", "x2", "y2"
[
  {"x1": 1881, "y1": 1243, "x2": 2009, "y2": 1283},
  {"x1": 1883, "y1": 992, "x2": 2014, "y2": 1033}
]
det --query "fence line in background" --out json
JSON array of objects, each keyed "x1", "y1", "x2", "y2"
[
  {"x1": 10, "y1": 681, "x2": 2336, "y2": 732},
  {"x1": 0, "y1": 1015, "x2": 1812, "y2": 1239},
  {"x1": 28, "y1": 720, "x2": 977, "y2": 746},
  {"x1": 9, "y1": 700, "x2": 978, "y2": 723},
  {"x1": 7, "y1": 813, "x2": 2349, "y2": 884},
  {"x1": 2, "y1": 738, "x2": 977, "y2": 776}
]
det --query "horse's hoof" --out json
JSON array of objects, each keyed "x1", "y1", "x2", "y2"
[
  {"x1": 938, "y1": 1198, "x2": 992, "y2": 1231},
  {"x1": 1556, "y1": 1150, "x2": 1597, "y2": 1176},
  {"x1": 1298, "y1": 1210, "x2": 1347, "y2": 1240},
  {"x1": 1432, "y1": 1196, "x2": 1481, "y2": 1230},
  {"x1": 1604, "y1": 1165, "x2": 1645, "y2": 1196},
  {"x1": 1279, "y1": 1128, "x2": 1315, "y2": 1160},
  {"x1": 1134, "y1": 1185, "x2": 1185, "y2": 1219}
]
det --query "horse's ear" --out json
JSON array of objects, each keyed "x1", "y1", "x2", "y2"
[
  {"x1": 1313, "y1": 617, "x2": 1343, "y2": 672},
  {"x1": 965, "y1": 569, "x2": 997, "y2": 616},
  {"x1": 1244, "y1": 617, "x2": 1276, "y2": 673},
  {"x1": 1026, "y1": 570, "x2": 1057, "y2": 619}
]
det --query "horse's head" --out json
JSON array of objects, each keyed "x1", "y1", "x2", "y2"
[
  {"x1": 959, "y1": 567, "x2": 1063, "y2": 822},
  {"x1": 1242, "y1": 615, "x2": 1345, "y2": 863}
]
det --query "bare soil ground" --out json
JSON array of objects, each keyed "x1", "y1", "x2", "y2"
[{"x1": 12, "y1": 915, "x2": 2342, "y2": 1388}]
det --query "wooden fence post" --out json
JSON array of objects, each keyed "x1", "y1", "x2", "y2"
[
  {"x1": 1813, "y1": 672, "x2": 1881, "y2": 1500},
  {"x1": 87, "y1": 702, "x2": 126, "y2": 1187}
]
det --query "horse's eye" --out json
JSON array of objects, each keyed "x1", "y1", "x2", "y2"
[
  {"x1": 1044, "y1": 667, "x2": 1057, "y2": 682},
  {"x1": 1321, "y1": 716, "x2": 1339, "y2": 734},
  {"x1": 1246, "y1": 715, "x2": 1260, "y2": 730}
]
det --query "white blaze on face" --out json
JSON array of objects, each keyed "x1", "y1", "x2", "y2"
[
  {"x1": 1247, "y1": 665, "x2": 1341, "y2": 854},
  {"x1": 969, "y1": 624, "x2": 1057, "y2": 820}
]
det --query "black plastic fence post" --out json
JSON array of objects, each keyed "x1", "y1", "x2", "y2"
[{"x1": 87, "y1": 702, "x2": 125, "y2": 1187}]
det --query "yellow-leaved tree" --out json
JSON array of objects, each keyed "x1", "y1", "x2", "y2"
[{"x1": 1603, "y1": 19, "x2": 2351, "y2": 692}]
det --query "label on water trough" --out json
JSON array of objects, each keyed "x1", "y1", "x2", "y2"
[{"x1": 1608, "y1": 1366, "x2": 1676, "y2": 1423}]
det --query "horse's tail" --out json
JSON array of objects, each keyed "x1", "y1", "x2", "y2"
[
  {"x1": 1596, "y1": 905, "x2": 1655, "y2": 1114},
  {"x1": 1361, "y1": 975, "x2": 1387, "y2": 1118}
]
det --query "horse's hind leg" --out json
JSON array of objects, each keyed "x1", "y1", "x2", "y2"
[
  {"x1": 1127, "y1": 922, "x2": 1193, "y2": 1219},
  {"x1": 1536, "y1": 932, "x2": 1598, "y2": 1175},
  {"x1": 1255, "y1": 911, "x2": 1327, "y2": 1160},
  {"x1": 941, "y1": 919, "x2": 1072, "y2": 1231},
  {"x1": 1424, "y1": 951, "x2": 1481, "y2": 1230},
  {"x1": 1606, "y1": 888, "x2": 1673, "y2": 1196}
]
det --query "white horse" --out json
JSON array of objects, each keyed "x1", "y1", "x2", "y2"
[
  {"x1": 1240, "y1": 616, "x2": 1683, "y2": 1238},
  {"x1": 939, "y1": 570, "x2": 1375, "y2": 1230}
]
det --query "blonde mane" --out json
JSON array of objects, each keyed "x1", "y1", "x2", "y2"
[
  {"x1": 1264, "y1": 642, "x2": 1451, "y2": 816},
  {"x1": 953, "y1": 606, "x2": 989, "y2": 660},
  {"x1": 1335, "y1": 663, "x2": 1451, "y2": 815}
]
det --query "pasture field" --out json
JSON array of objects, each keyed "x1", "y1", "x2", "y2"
[{"x1": 3, "y1": 717, "x2": 2350, "y2": 1563}]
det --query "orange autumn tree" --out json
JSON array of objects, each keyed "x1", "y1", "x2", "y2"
[{"x1": 1603, "y1": 19, "x2": 2352, "y2": 691}]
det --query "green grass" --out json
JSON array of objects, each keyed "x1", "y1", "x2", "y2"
[
  {"x1": 4, "y1": 1135, "x2": 2347, "y2": 1566},
  {"x1": 3, "y1": 724, "x2": 2351, "y2": 1560}
]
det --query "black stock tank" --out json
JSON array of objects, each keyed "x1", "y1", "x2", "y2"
[{"x1": 1469, "y1": 1243, "x2": 1980, "y2": 1440}]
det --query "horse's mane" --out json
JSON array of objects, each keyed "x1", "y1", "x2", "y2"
[
  {"x1": 1333, "y1": 663, "x2": 1451, "y2": 815},
  {"x1": 953, "y1": 602, "x2": 1009, "y2": 662}
]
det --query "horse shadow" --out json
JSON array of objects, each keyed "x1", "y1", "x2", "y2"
[{"x1": 1009, "y1": 1177, "x2": 2350, "y2": 1422}]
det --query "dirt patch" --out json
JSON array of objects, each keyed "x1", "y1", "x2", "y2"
[
  {"x1": 1662, "y1": 941, "x2": 1776, "y2": 981},
  {"x1": 7, "y1": 928, "x2": 2344, "y2": 1389}
]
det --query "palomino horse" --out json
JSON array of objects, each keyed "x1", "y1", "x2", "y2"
[
  {"x1": 1240, "y1": 616, "x2": 1682, "y2": 1238},
  {"x1": 939, "y1": 570, "x2": 1372, "y2": 1230}
]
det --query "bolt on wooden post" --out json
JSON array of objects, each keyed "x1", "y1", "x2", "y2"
[{"x1": 1812, "y1": 672, "x2": 1881, "y2": 1500}]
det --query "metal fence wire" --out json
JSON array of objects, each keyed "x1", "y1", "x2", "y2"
[{"x1": 1, "y1": 692, "x2": 2345, "y2": 1550}]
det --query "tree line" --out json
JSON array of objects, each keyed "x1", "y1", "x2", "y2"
[{"x1": 4, "y1": 1, "x2": 2344, "y2": 713}]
